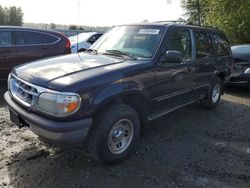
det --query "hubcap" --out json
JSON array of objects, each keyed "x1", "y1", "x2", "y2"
[
  {"x1": 108, "y1": 119, "x2": 134, "y2": 155},
  {"x1": 212, "y1": 84, "x2": 220, "y2": 103}
]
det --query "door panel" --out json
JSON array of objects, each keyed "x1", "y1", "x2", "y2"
[
  {"x1": 191, "y1": 29, "x2": 215, "y2": 97},
  {"x1": 149, "y1": 27, "x2": 196, "y2": 113},
  {"x1": 0, "y1": 31, "x2": 16, "y2": 80},
  {"x1": 212, "y1": 32, "x2": 233, "y2": 77},
  {"x1": 12, "y1": 31, "x2": 57, "y2": 66},
  {"x1": 150, "y1": 63, "x2": 194, "y2": 112}
]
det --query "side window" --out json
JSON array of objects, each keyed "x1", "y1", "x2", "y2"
[
  {"x1": 167, "y1": 29, "x2": 191, "y2": 60},
  {"x1": 0, "y1": 31, "x2": 11, "y2": 46},
  {"x1": 12, "y1": 31, "x2": 58, "y2": 45},
  {"x1": 194, "y1": 31, "x2": 213, "y2": 59},
  {"x1": 213, "y1": 33, "x2": 231, "y2": 56},
  {"x1": 39, "y1": 33, "x2": 58, "y2": 44}
]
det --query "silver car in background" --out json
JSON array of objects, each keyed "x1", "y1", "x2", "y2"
[{"x1": 69, "y1": 32, "x2": 103, "y2": 53}]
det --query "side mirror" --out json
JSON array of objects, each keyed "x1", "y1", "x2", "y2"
[{"x1": 165, "y1": 50, "x2": 183, "y2": 63}]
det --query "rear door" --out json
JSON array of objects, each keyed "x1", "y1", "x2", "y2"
[
  {"x1": 211, "y1": 32, "x2": 233, "y2": 78},
  {"x1": 191, "y1": 29, "x2": 215, "y2": 97},
  {"x1": 0, "y1": 30, "x2": 16, "y2": 80},
  {"x1": 12, "y1": 30, "x2": 60, "y2": 64}
]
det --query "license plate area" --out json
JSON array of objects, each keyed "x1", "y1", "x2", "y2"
[{"x1": 9, "y1": 109, "x2": 24, "y2": 128}]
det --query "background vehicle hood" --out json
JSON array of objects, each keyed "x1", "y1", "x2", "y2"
[{"x1": 13, "y1": 53, "x2": 127, "y2": 88}]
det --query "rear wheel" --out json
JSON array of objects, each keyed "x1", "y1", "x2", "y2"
[
  {"x1": 86, "y1": 104, "x2": 140, "y2": 164},
  {"x1": 201, "y1": 77, "x2": 223, "y2": 109}
]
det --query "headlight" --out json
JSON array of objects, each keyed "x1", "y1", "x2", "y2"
[
  {"x1": 37, "y1": 92, "x2": 81, "y2": 117},
  {"x1": 244, "y1": 68, "x2": 250, "y2": 74}
]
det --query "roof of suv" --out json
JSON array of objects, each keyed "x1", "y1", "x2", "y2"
[
  {"x1": 0, "y1": 26, "x2": 65, "y2": 36},
  {"x1": 125, "y1": 22, "x2": 220, "y2": 32}
]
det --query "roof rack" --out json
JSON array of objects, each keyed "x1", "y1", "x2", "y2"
[
  {"x1": 153, "y1": 20, "x2": 187, "y2": 24},
  {"x1": 152, "y1": 20, "x2": 219, "y2": 30}
]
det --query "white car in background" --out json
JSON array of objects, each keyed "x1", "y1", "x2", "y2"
[{"x1": 69, "y1": 32, "x2": 103, "y2": 53}]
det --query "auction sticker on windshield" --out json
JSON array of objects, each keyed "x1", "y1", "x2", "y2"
[{"x1": 138, "y1": 29, "x2": 160, "y2": 35}]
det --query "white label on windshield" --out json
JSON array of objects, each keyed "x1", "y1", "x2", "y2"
[{"x1": 138, "y1": 29, "x2": 160, "y2": 35}]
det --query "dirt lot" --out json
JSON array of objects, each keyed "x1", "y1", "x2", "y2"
[{"x1": 0, "y1": 81, "x2": 250, "y2": 188}]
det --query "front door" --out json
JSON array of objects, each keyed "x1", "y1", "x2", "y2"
[{"x1": 150, "y1": 27, "x2": 195, "y2": 114}]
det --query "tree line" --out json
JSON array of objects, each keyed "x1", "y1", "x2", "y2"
[
  {"x1": 182, "y1": 0, "x2": 250, "y2": 44},
  {"x1": 0, "y1": 5, "x2": 23, "y2": 26},
  {"x1": 68, "y1": 25, "x2": 110, "y2": 32}
]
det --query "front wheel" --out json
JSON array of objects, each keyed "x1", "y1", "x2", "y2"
[
  {"x1": 201, "y1": 77, "x2": 223, "y2": 109},
  {"x1": 86, "y1": 104, "x2": 140, "y2": 164}
]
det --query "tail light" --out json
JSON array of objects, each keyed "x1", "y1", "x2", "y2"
[
  {"x1": 58, "y1": 32, "x2": 71, "y2": 54},
  {"x1": 63, "y1": 37, "x2": 71, "y2": 54},
  {"x1": 65, "y1": 38, "x2": 71, "y2": 49}
]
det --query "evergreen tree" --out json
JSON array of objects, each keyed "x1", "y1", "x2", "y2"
[{"x1": 0, "y1": 6, "x2": 23, "y2": 26}]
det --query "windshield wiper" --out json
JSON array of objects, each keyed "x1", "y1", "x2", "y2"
[{"x1": 104, "y1": 50, "x2": 137, "y2": 60}]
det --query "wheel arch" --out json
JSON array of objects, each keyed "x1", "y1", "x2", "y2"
[
  {"x1": 215, "y1": 72, "x2": 226, "y2": 94},
  {"x1": 93, "y1": 89, "x2": 149, "y2": 136}
]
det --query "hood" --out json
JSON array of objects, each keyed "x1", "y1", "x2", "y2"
[{"x1": 14, "y1": 53, "x2": 127, "y2": 88}]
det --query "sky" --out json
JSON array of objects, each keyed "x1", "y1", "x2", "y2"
[{"x1": 0, "y1": 0, "x2": 184, "y2": 26}]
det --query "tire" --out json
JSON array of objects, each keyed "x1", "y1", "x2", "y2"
[
  {"x1": 86, "y1": 104, "x2": 140, "y2": 164},
  {"x1": 201, "y1": 77, "x2": 223, "y2": 109}
]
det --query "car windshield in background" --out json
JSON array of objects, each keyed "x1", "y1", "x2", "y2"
[{"x1": 91, "y1": 25, "x2": 165, "y2": 58}]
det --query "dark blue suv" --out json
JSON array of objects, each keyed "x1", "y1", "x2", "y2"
[{"x1": 4, "y1": 23, "x2": 233, "y2": 164}]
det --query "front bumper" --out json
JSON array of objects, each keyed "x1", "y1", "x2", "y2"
[{"x1": 4, "y1": 91, "x2": 93, "y2": 144}]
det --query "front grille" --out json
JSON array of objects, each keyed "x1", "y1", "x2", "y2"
[{"x1": 9, "y1": 76, "x2": 39, "y2": 106}]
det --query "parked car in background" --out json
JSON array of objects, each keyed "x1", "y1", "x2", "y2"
[
  {"x1": 230, "y1": 45, "x2": 250, "y2": 86},
  {"x1": 69, "y1": 32, "x2": 103, "y2": 53},
  {"x1": 0, "y1": 26, "x2": 71, "y2": 80},
  {"x1": 5, "y1": 23, "x2": 232, "y2": 164}
]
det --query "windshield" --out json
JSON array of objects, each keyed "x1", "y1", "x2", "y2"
[{"x1": 91, "y1": 25, "x2": 165, "y2": 58}]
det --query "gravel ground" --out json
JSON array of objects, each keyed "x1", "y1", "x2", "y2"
[{"x1": 0, "y1": 81, "x2": 250, "y2": 188}]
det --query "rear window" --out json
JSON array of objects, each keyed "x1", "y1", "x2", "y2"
[
  {"x1": 194, "y1": 30, "x2": 213, "y2": 60},
  {"x1": 12, "y1": 31, "x2": 59, "y2": 45},
  {"x1": 0, "y1": 31, "x2": 11, "y2": 46},
  {"x1": 213, "y1": 33, "x2": 231, "y2": 56}
]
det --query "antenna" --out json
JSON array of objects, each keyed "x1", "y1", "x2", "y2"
[{"x1": 76, "y1": 0, "x2": 80, "y2": 52}]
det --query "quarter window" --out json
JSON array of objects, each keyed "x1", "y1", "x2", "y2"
[
  {"x1": 12, "y1": 31, "x2": 58, "y2": 45},
  {"x1": 167, "y1": 29, "x2": 191, "y2": 60},
  {"x1": 0, "y1": 31, "x2": 11, "y2": 46},
  {"x1": 194, "y1": 31, "x2": 213, "y2": 59},
  {"x1": 213, "y1": 33, "x2": 231, "y2": 56}
]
